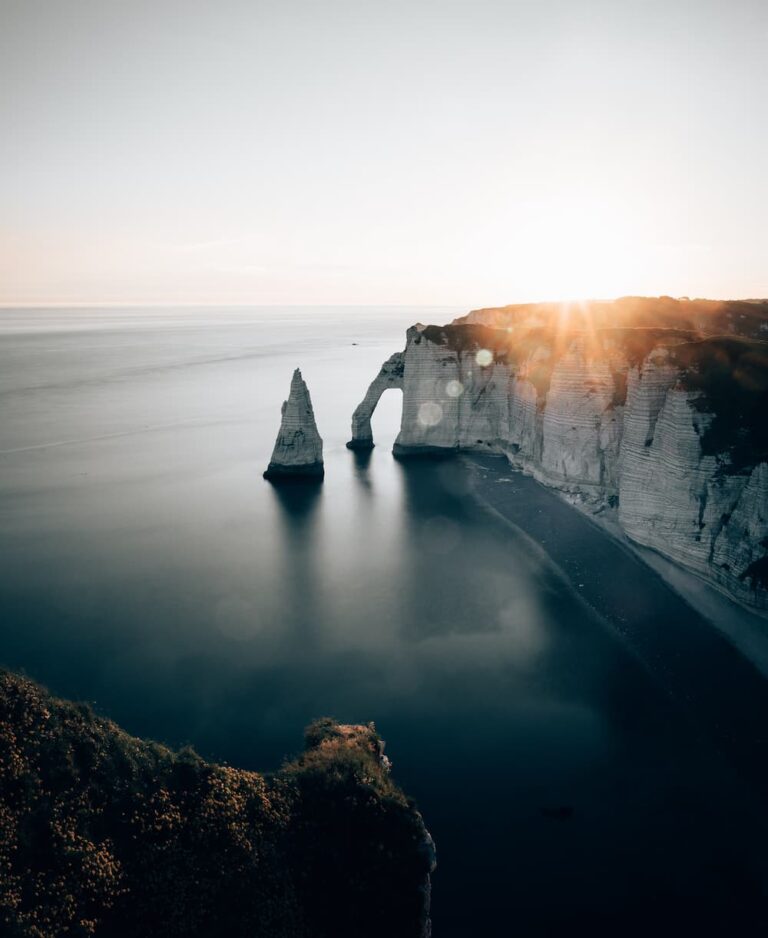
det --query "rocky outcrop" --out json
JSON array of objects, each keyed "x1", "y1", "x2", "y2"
[
  {"x1": 347, "y1": 352, "x2": 405, "y2": 450},
  {"x1": 363, "y1": 300, "x2": 768, "y2": 610},
  {"x1": 0, "y1": 670, "x2": 435, "y2": 938},
  {"x1": 264, "y1": 368, "x2": 324, "y2": 480}
]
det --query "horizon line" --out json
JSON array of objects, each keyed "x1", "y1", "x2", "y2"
[
  {"x1": 1, "y1": 295, "x2": 767, "y2": 311},
  {"x1": 0, "y1": 301, "x2": 470, "y2": 310}
]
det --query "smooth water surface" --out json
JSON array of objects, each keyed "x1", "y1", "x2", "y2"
[{"x1": 1, "y1": 307, "x2": 766, "y2": 935}]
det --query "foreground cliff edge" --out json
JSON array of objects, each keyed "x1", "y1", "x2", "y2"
[
  {"x1": 350, "y1": 298, "x2": 768, "y2": 610},
  {"x1": 0, "y1": 671, "x2": 434, "y2": 938}
]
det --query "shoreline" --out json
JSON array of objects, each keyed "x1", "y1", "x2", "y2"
[
  {"x1": 465, "y1": 452, "x2": 768, "y2": 677},
  {"x1": 463, "y1": 452, "x2": 768, "y2": 802},
  {"x1": 554, "y1": 480, "x2": 768, "y2": 679}
]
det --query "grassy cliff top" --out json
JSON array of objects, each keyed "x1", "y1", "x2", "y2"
[
  {"x1": 416, "y1": 321, "x2": 700, "y2": 362},
  {"x1": 454, "y1": 296, "x2": 768, "y2": 340},
  {"x1": 0, "y1": 671, "x2": 433, "y2": 938},
  {"x1": 672, "y1": 335, "x2": 768, "y2": 472}
]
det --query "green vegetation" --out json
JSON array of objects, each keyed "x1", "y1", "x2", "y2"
[
  {"x1": 418, "y1": 323, "x2": 513, "y2": 358},
  {"x1": 599, "y1": 327, "x2": 697, "y2": 367},
  {"x1": 673, "y1": 336, "x2": 768, "y2": 473},
  {"x1": 457, "y1": 296, "x2": 768, "y2": 341},
  {"x1": 416, "y1": 324, "x2": 555, "y2": 396},
  {"x1": 0, "y1": 672, "x2": 433, "y2": 938}
]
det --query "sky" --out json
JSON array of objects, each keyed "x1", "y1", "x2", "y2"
[{"x1": 1, "y1": 0, "x2": 767, "y2": 307}]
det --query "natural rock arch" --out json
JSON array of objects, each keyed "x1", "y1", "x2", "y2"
[{"x1": 346, "y1": 351, "x2": 405, "y2": 451}]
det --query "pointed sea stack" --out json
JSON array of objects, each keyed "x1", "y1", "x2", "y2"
[{"x1": 263, "y1": 368, "x2": 325, "y2": 480}]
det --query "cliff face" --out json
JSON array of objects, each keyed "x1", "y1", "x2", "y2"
[
  {"x1": 0, "y1": 672, "x2": 434, "y2": 938},
  {"x1": 616, "y1": 347, "x2": 768, "y2": 608},
  {"x1": 364, "y1": 299, "x2": 768, "y2": 610}
]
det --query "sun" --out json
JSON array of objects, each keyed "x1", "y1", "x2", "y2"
[{"x1": 503, "y1": 193, "x2": 643, "y2": 303}]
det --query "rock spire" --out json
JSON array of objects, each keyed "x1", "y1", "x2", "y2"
[{"x1": 263, "y1": 368, "x2": 324, "y2": 480}]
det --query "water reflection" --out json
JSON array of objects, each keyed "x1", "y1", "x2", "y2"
[
  {"x1": 268, "y1": 479, "x2": 324, "y2": 647},
  {"x1": 396, "y1": 459, "x2": 511, "y2": 643},
  {"x1": 350, "y1": 448, "x2": 374, "y2": 494},
  {"x1": 267, "y1": 477, "x2": 324, "y2": 530}
]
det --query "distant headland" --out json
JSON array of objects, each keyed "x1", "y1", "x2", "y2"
[{"x1": 345, "y1": 297, "x2": 768, "y2": 610}]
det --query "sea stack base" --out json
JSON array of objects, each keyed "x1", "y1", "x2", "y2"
[
  {"x1": 346, "y1": 438, "x2": 375, "y2": 452},
  {"x1": 392, "y1": 443, "x2": 458, "y2": 460},
  {"x1": 263, "y1": 461, "x2": 325, "y2": 481}
]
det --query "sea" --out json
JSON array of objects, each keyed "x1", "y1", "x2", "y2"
[{"x1": 1, "y1": 306, "x2": 766, "y2": 936}]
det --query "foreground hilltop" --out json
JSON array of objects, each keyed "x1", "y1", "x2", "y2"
[
  {"x1": 350, "y1": 297, "x2": 768, "y2": 609},
  {"x1": 0, "y1": 671, "x2": 434, "y2": 938}
]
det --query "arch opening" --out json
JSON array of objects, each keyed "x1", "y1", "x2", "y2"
[{"x1": 346, "y1": 351, "x2": 405, "y2": 451}]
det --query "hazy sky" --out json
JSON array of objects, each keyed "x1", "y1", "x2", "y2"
[{"x1": 2, "y1": 0, "x2": 767, "y2": 306}]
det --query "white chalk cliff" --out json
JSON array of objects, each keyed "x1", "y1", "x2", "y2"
[
  {"x1": 351, "y1": 299, "x2": 768, "y2": 609},
  {"x1": 264, "y1": 368, "x2": 324, "y2": 479}
]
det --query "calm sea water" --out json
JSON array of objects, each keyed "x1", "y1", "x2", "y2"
[{"x1": 1, "y1": 307, "x2": 766, "y2": 935}]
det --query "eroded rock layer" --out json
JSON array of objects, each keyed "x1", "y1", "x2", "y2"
[{"x1": 377, "y1": 299, "x2": 768, "y2": 609}]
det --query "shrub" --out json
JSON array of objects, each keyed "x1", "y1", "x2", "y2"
[{"x1": 0, "y1": 672, "x2": 433, "y2": 938}]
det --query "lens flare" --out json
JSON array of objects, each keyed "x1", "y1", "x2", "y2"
[{"x1": 417, "y1": 401, "x2": 443, "y2": 427}]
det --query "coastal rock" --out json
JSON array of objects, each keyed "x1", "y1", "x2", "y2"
[
  {"x1": 360, "y1": 299, "x2": 768, "y2": 609},
  {"x1": 539, "y1": 338, "x2": 623, "y2": 492},
  {"x1": 0, "y1": 671, "x2": 435, "y2": 938},
  {"x1": 618, "y1": 361, "x2": 768, "y2": 609},
  {"x1": 264, "y1": 368, "x2": 324, "y2": 480},
  {"x1": 347, "y1": 351, "x2": 405, "y2": 450},
  {"x1": 392, "y1": 328, "x2": 466, "y2": 457}
]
